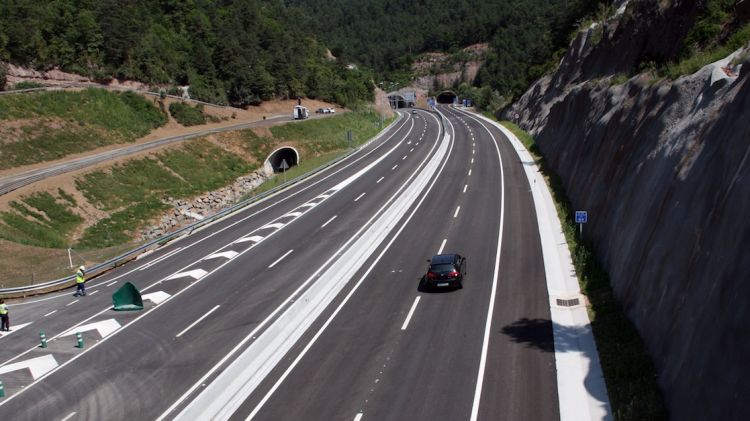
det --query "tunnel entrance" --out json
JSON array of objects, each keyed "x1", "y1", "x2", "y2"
[
  {"x1": 436, "y1": 91, "x2": 457, "y2": 104},
  {"x1": 264, "y1": 146, "x2": 300, "y2": 174}
]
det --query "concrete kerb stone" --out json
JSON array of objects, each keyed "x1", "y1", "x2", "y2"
[{"x1": 467, "y1": 110, "x2": 613, "y2": 421}]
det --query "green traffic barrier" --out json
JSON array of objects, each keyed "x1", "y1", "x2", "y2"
[
  {"x1": 0, "y1": 379, "x2": 5, "y2": 397},
  {"x1": 112, "y1": 282, "x2": 144, "y2": 311}
]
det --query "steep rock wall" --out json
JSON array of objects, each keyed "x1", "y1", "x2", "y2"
[{"x1": 504, "y1": 1, "x2": 750, "y2": 419}]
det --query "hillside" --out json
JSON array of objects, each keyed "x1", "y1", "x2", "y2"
[
  {"x1": 0, "y1": 0, "x2": 373, "y2": 107},
  {"x1": 504, "y1": 0, "x2": 750, "y2": 419}
]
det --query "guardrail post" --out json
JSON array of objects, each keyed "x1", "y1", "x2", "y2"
[
  {"x1": 76, "y1": 332, "x2": 84, "y2": 349},
  {"x1": 39, "y1": 331, "x2": 47, "y2": 348}
]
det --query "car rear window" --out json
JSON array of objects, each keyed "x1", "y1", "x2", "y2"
[{"x1": 430, "y1": 264, "x2": 455, "y2": 273}]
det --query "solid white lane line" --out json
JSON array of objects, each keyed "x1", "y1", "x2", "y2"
[
  {"x1": 438, "y1": 238, "x2": 447, "y2": 254},
  {"x1": 392, "y1": 164, "x2": 398, "y2": 170},
  {"x1": 463, "y1": 184, "x2": 468, "y2": 193},
  {"x1": 268, "y1": 250, "x2": 294, "y2": 269},
  {"x1": 176, "y1": 305, "x2": 220, "y2": 338},
  {"x1": 354, "y1": 193, "x2": 366, "y2": 202},
  {"x1": 66, "y1": 300, "x2": 78, "y2": 307},
  {"x1": 106, "y1": 281, "x2": 117, "y2": 287},
  {"x1": 353, "y1": 413, "x2": 363, "y2": 421},
  {"x1": 60, "y1": 412, "x2": 76, "y2": 421},
  {"x1": 454, "y1": 206, "x2": 461, "y2": 218},
  {"x1": 44, "y1": 310, "x2": 57, "y2": 317},
  {"x1": 468, "y1": 169, "x2": 472, "y2": 176},
  {"x1": 376, "y1": 176, "x2": 384, "y2": 184},
  {"x1": 321, "y1": 215, "x2": 338, "y2": 228},
  {"x1": 89, "y1": 290, "x2": 99, "y2": 296},
  {"x1": 401, "y1": 296, "x2": 421, "y2": 330}
]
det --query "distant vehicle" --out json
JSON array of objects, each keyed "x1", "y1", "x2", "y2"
[
  {"x1": 293, "y1": 105, "x2": 309, "y2": 120},
  {"x1": 421, "y1": 254, "x2": 466, "y2": 290},
  {"x1": 316, "y1": 108, "x2": 326, "y2": 114},
  {"x1": 327, "y1": 107, "x2": 336, "y2": 113},
  {"x1": 411, "y1": 109, "x2": 417, "y2": 114}
]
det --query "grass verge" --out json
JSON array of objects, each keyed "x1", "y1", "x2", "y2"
[
  {"x1": 501, "y1": 120, "x2": 668, "y2": 420},
  {"x1": 168, "y1": 102, "x2": 220, "y2": 126}
]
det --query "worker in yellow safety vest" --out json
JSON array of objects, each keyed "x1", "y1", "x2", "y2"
[
  {"x1": 0, "y1": 299, "x2": 9, "y2": 331},
  {"x1": 74, "y1": 265, "x2": 86, "y2": 297}
]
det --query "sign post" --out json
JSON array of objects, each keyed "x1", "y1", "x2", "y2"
[
  {"x1": 575, "y1": 211, "x2": 588, "y2": 237},
  {"x1": 280, "y1": 159, "x2": 289, "y2": 183}
]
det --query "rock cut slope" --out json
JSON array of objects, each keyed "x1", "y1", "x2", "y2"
[{"x1": 504, "y1": 1, "x2": 750, "y2": 419}]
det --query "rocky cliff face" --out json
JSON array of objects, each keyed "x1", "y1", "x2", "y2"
[{"x1": 504, "y1": 1, "x2": 750, "y2": 419}]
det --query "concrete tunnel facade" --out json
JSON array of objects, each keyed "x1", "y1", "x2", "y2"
[{"x1": 264, "y1": 146, "x2": 300, "y2": 175}]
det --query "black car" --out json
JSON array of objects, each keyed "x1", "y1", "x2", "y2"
[{"x1": 422, "y1": 254, "x2": 466, "y2": 290}]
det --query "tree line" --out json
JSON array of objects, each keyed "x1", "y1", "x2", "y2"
[{"x1": 0, "y1": 0, "x2": 373, "y2": 107}]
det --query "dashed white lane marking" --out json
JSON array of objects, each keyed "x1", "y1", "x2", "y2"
[
  {"x1": 60, "y1": 412, "x2": 76, "y2": 421},
  {"x1": 392, "y1": 164, "x2": 398, "y2": 170},
  {"x1": 438, "y1": 239, "x2": 447, "y2": 254},
  {"x1": 410, "y1": 148, "x2": 414, "y2": 152},
  {"x1": 235, "y1": 235, "x2": 264, "y2": 244},
  {"x1": 62, "y1": 319, "x2": 121, "y2": 338},
  {"x1": 268, "y1": 250, "x2": 294, "y2": 269},
  {"x1": 473, "y1": 142, "x2": 475, "y2": 147},
  {"x1": 0, "y1": 354, "x2": 58, "y2": 380},
  {"x1": 463, "y1": 184, "x2": 468, "y2": 193},
  {"x1": 176, "y1": 305, "x2": 221, "y2": 338},
  {"x1": 142, "y1": 291, "x2": 171, "y2": 305},
  {"x1": 416, "y1": 142, "x2": 420, "y2": 145},
  {"x1": 44, "y1": 310, "x2": 58, "y2": 317},
  {"x1": 376, "y1": 176, "x2": 384, "y2": 184},
  {"x1": 401, "y1": 296, "x2": 421, "y2": 330},
  {"x1": 468, "y1": 169, "x2": 472, "y2": 176},
  {"x1": 321, "y1": 215, "x2": 338, "y2": 228},
  {"x1": 283, "y1": 211, "x2": 303, "y2": 218},
  {"x1": 167, "y1": 269, "x2": 207, "y2": 281},
  {"x1": 260, "y1": 222, "x2": 285, "y2": 230},
  {"x1": 471, "y1": 158, "x2": 474, "y2": 164},
  {"x1": 66, "y1": 300, "x2": 78, "y2": 307},
  {"x1": 454, "y1": 206, "x2": 461, "y2": 218},
  {"x1": 89, "y1": 290, "x2": 99, "y2": 296},
  {"x1": 353, "y1": 413, "x2": 363, "y2": 421},
  {"x1": 0, "y1": 322, "x2": 32, "y2": 338},
  {"x1": 205, "y1": 251, "x2": 239, "y2": 260},
  {"x1": 407, "y1": 141, "x2": 411, "y2": 145},
  {"x1": 106, "y1": 281, "x2": 117, "y2": 287},
  {"x1": 402, "y1": 155, "x2": 407, "y2": 160},
  {"x1": 354, "y1": 192, "x2": 366, "y2": 202}
]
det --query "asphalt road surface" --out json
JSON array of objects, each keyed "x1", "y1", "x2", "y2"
[{"x1": 0, "y1": 106, "x2": 558, "y2": 421}]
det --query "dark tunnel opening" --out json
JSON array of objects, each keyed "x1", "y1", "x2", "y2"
[
  {"x1": 268, "y1": 147, "x2": 299, "y2": 173},
  {"x1": 436, "y1": 91, "x2": 457, "y2": 104}
]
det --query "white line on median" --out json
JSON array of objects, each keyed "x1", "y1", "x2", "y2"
[
  {"x1": 321, "y1": 215, "x2": 338, "y2": 228},
  {"x1": 268, "y1": 250, "x2": 293, "y2": 269},
  {"x1": 438, "y1": 239, "x2": 447, "y2": 254},
  {"x1": 401, "y1": 296, "x2": 421, "y2": 330},
  {"x1": 176, "y1": 305, "x2": 221, "y2": 338},
  {"x1": 354, "y1": 192, "x2": 366, "y2": 202},
  {"x1": 376, "y1": 176, "x2": 384, "y2": 184},
  {"x1": 454, "y1": 206, "x2": 461, "y2": 218}
]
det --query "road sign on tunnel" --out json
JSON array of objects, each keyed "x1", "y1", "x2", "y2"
[{"x1": 280, "y1": 159, "x2": 289, "y2": 171}]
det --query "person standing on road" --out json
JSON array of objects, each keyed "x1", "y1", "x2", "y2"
[
  {"x1": 74, "y1": 265, "x2": 86, "y2": 297},
  {"x1": 0, "y1": 299, "x2": 9, "y2": 331}
]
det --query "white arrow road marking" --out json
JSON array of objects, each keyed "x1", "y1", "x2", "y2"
[
  {"x1": 0, "y1": 354, "x2": 58, "y2": 379},
  {"x1": 142, "y1": 291, "x2": 171, "y2": 305},
  {"x1": 204, "y1": 251, "x2": 239, "y2": 260},
  {"x1": 167, "y1": 269, "x2": 207, "y2": 281},
  {"x1": 0, "y1": 322, "x2": 33, "y2": 338},
  {"x1": 259, "y1": 222, "x2": 284, "y2": 230},
  {"x1": 235, "y1": 235, "x2": 264, "y2": 244},
  {"x1": 62, "y1": 319, "x2": 121, "y2": 339}
]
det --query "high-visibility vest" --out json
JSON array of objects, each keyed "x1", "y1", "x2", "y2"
[
  {"x1": 76, "y1": 270, "x2": 85, "y2": 284},
  {"x1": 0, "y1": 304, "x2": 8, "y2": 315}
]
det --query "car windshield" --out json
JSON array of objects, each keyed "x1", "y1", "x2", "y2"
[{"x1": 430, "y1": 264, "x2": 455, "y2": 273}]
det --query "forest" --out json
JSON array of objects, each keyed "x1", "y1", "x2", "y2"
[{"x1": 0, "y1": 0, "x2": 373, "y2": 107}]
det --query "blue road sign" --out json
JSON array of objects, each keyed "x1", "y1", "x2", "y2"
[{"x1": 575, "y1": 211, "x2": 588, "y2": 224}]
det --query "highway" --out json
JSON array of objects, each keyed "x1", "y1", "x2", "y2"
[{"x1": 0, "y1": 106, "x2": 558, "y2": 420}]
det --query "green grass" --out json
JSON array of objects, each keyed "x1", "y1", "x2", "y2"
[
  {"x1": 662, "y1": 22, "x2": 750, "y2": 79},
  {"x1": 0, "y1": 191, "x2": 83, "y2": 248},
  {"x1": 168, "y1": 102, "x2": 219, "y2": 126},
  {"x1": 76, "y1": 198, "x2": 169, "y2": 249},
  {"x1": 0, "y1": 88, "x2": 167, "y2": 169},
  {"x1": 245, "y1": 151, "x2": 346, "y2": 199},
  {"x1": 501, "y1": 121, "x2": 668, "y2": 421},
  {"x1": 12, "y1": 81, "x2": 45, "y2": 90}
]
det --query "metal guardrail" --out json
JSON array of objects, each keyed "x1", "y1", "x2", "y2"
[{"x1": 0, "y1": 113, "x2": 405, "y2": 297}]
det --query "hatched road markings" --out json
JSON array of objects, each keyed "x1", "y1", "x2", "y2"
[
  {"x1": 204, "y1": 251, "x2": 239, "y2": 260},
  {"x1": 142, "y1": 291, "x2": 171, "y2": 305},
  {"x1": 61, "y1": 319, "x2": 121, "y2": 338},
  {"x1": 167, "y1": 269, "x2": 208, "y2": 281},
  {"x1": 0, "y1": 354, "x2": 58, "y2": 380},
  {"x1": 235, "y1": 235, "x2": 264, "y2": 244},
  {"x1": 260, "y1": 222, "x2": 285, "y2": 230},
  {"x1": 0, "y1": 322, "x2": 32, "y2": 338}
]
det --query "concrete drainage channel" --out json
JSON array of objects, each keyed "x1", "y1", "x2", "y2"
[{"x1": 166, "y1": 126, "x2": 451, "y2": 420}]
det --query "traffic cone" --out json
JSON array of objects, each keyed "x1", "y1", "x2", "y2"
[
  {"x1": 39, "y1": 331, "x2": 47, "y2": 348},
  {"x1": 75, "y1": 332, "x2": 84, "y2": 349}
]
